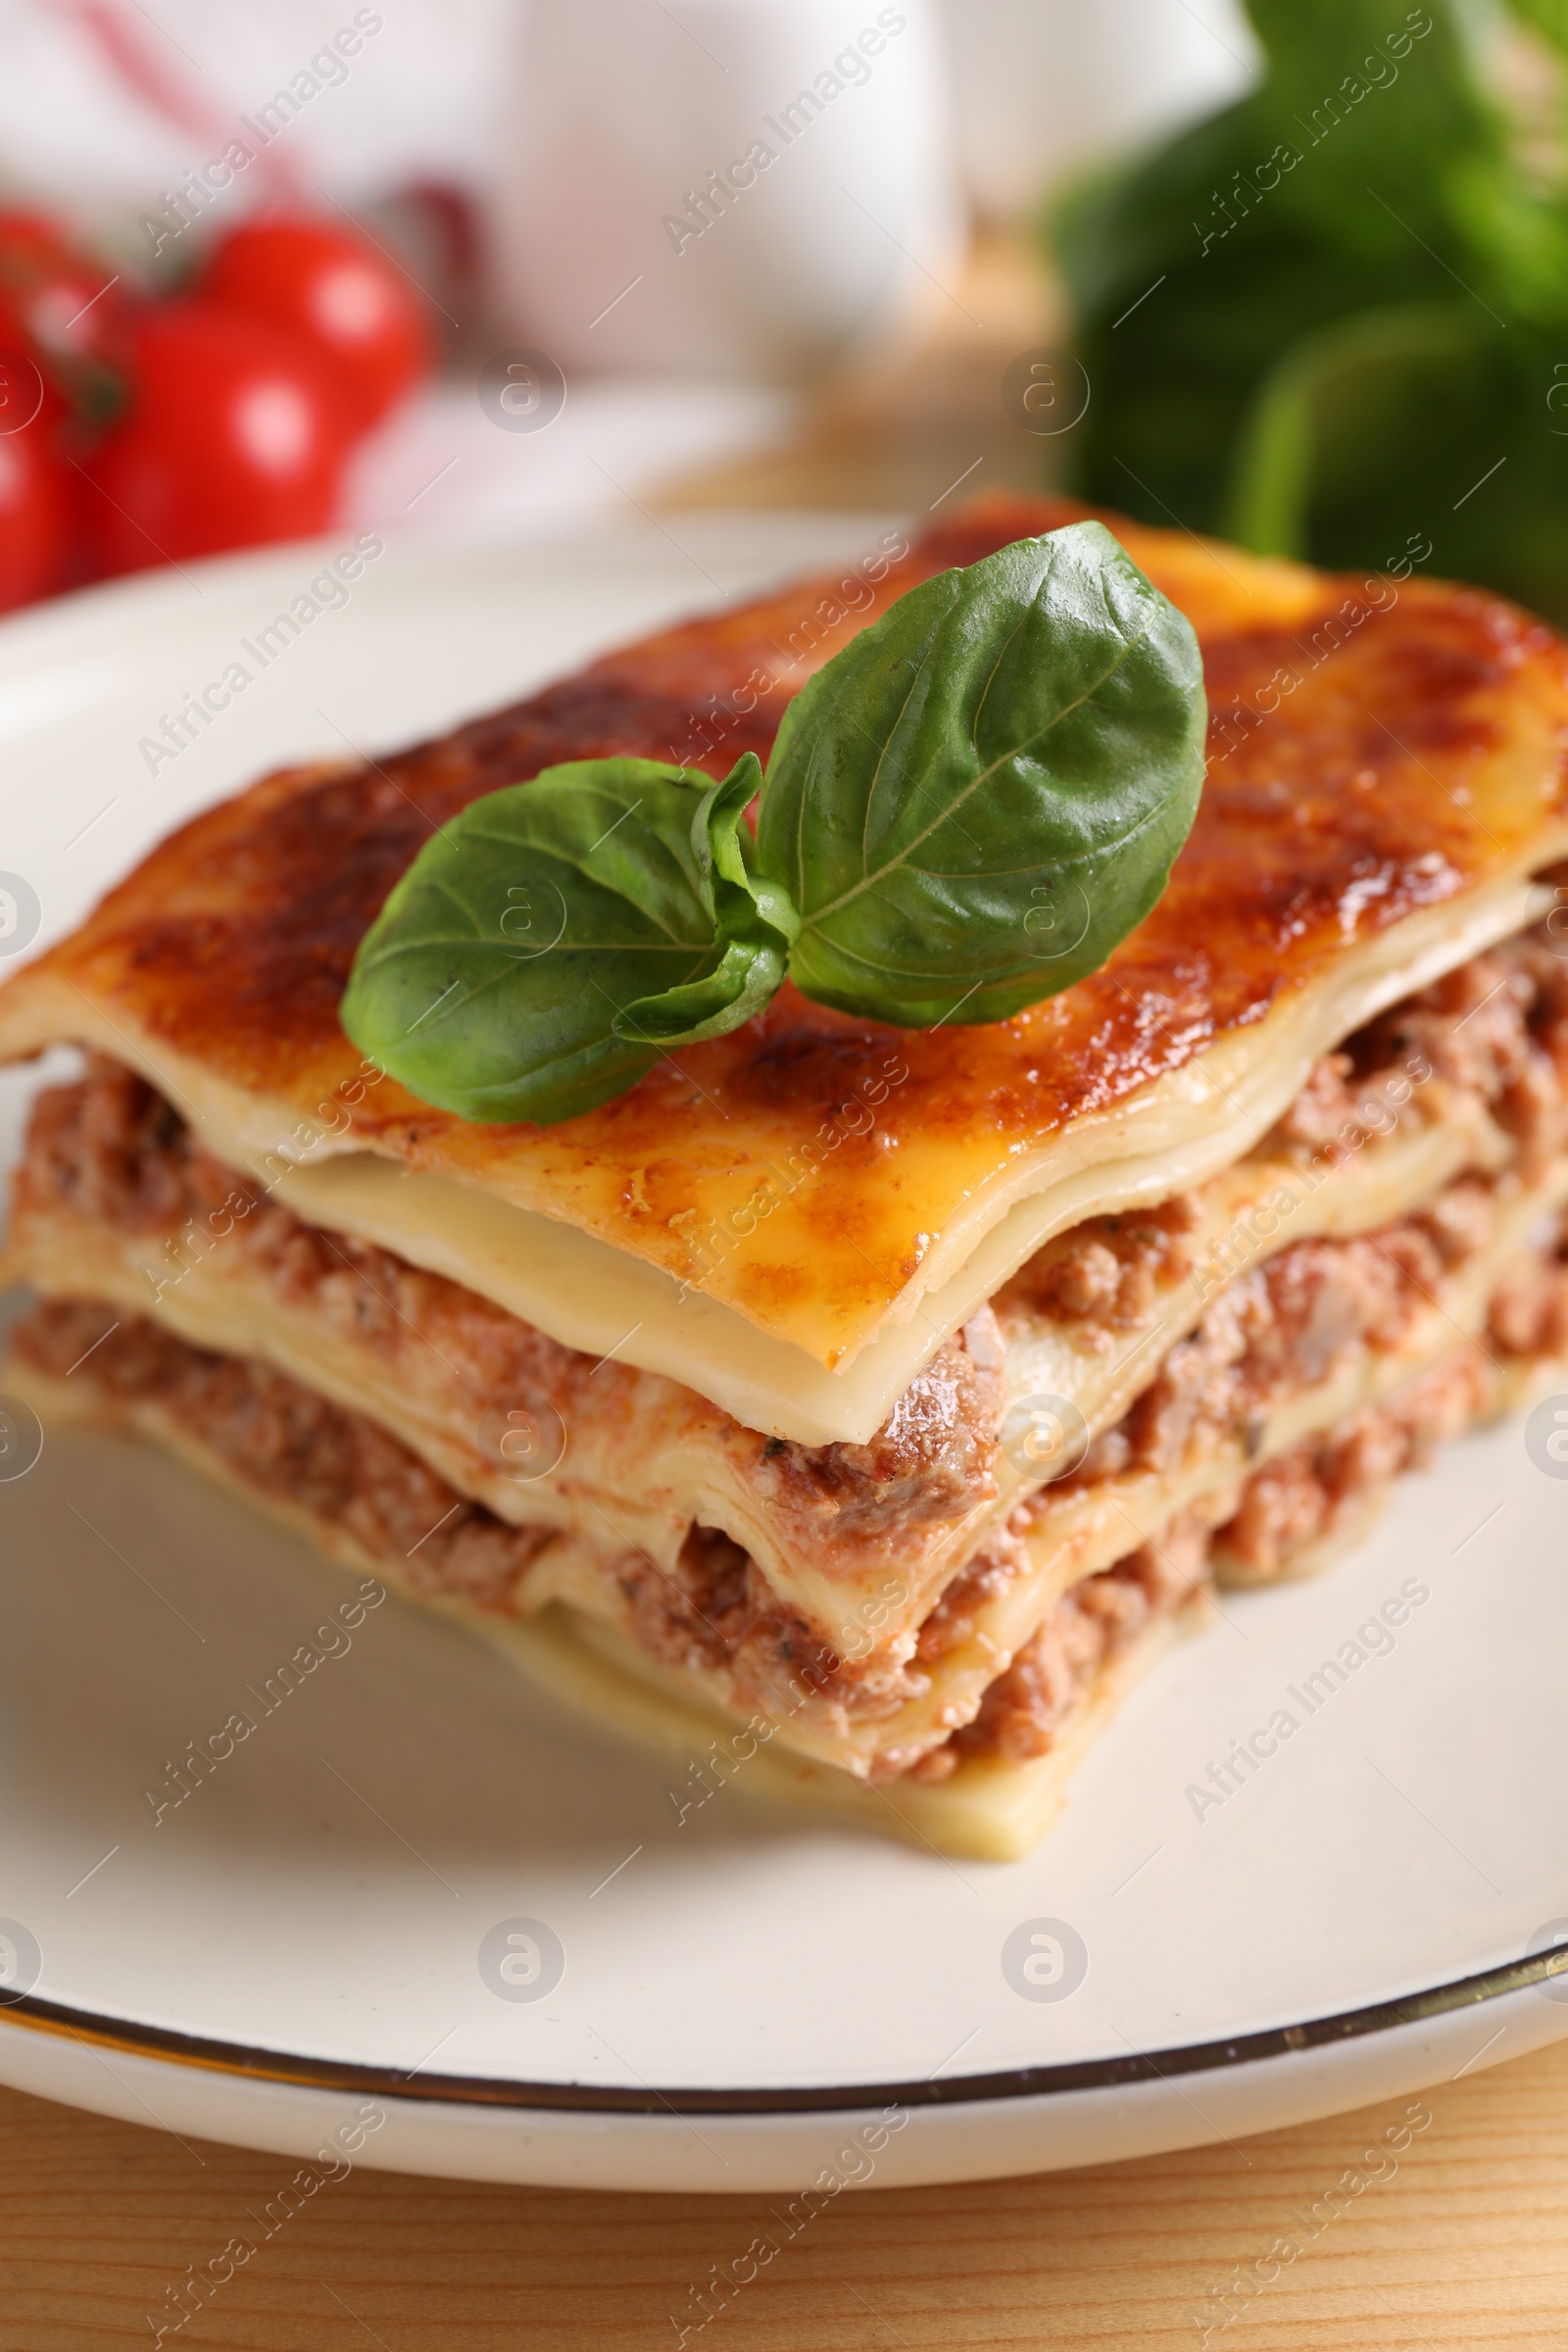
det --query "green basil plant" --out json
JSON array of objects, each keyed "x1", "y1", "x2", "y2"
[{"x1": 1054, "y1": 0, "x2": 1568, "y2": 621}]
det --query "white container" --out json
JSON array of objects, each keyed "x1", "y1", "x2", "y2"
[
  {"x1": 487, "y1": 0, "x2": 962, "y2": 383},
  {"x1": 939, "y1": 0, "x2": 1259, "y2": 222}
]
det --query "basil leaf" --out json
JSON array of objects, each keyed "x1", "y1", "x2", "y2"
[
  {"x1": 753, "y1": 520, "x2": 1205, "y2": 1027},
  {"x1": 339, "y1": 754, "x2": 793, "y2": 1125}
]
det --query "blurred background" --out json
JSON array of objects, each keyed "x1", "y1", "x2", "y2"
[{"x1": 6, "y1": 0, "x2": 1568, "y2": 615}]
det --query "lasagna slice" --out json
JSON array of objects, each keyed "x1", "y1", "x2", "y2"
[{"x1": 4, "y1": 494, "x2": 1568, "y2": 1859}]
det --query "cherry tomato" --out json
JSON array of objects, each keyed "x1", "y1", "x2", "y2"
[
  {"x1": 82, "y1": 302, "x2": 354, "y2": 572},
  {"x1": 202, "y1": 218, "x2": 431, "y2": 433},
  {"x1": 0, "y1": 416, "x2": 69, "y2": 610},
  {"x1": 0, "y1": 210, "x2": 130, "y2": 424}
]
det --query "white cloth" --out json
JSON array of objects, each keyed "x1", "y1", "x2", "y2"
[
  {"x1": 0, "y1": 0, "x2": 512, "y2": 222},
  {"x1": 342, "y1": 375, "x2": 794, "y2": 540}
]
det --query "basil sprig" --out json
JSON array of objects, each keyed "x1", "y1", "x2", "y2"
[{"x1": 341, "y1": 522, "x2": 1205, "y2": 1124}]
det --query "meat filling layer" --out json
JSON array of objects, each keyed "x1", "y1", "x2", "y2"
[
  {"x1": 11, "y1": 1297, "x2": 558, "y2": 1613},
  {"x1": 13, "y1": 1271, "x2": 1559, "y2": 1779},
  {"x1": 1065, "y1": 1192, "x2": 1498, "y2": 1494},
  {"x1": 6, "y1": 1298, "x2": 1217, "y2": 1775},
  {"x1": 15, "y1": 919, "x2": 1568, "y2": 1601},
  {"x1": 9, "y1": 924, "x2": 1568, "y2": 1776},
  {"x1": 12, "y1": 1055, "x2": 1004, "y2": 1586},
  {"x1": 999, "y1": 924, "x2": 1568, "y2": 1334}
]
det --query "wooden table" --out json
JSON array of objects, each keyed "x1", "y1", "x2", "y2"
[
  {"x1": 6, "y1": 2039, "x2": 1568, "y2": 2348},
  {"x1": 9, "y1": 236, "x2": 1567, "y2": 2350}
]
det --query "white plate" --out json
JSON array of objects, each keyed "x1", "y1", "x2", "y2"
[{"x1": 2, "y1": 517, "x2": 1567, "y2": 2194}]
